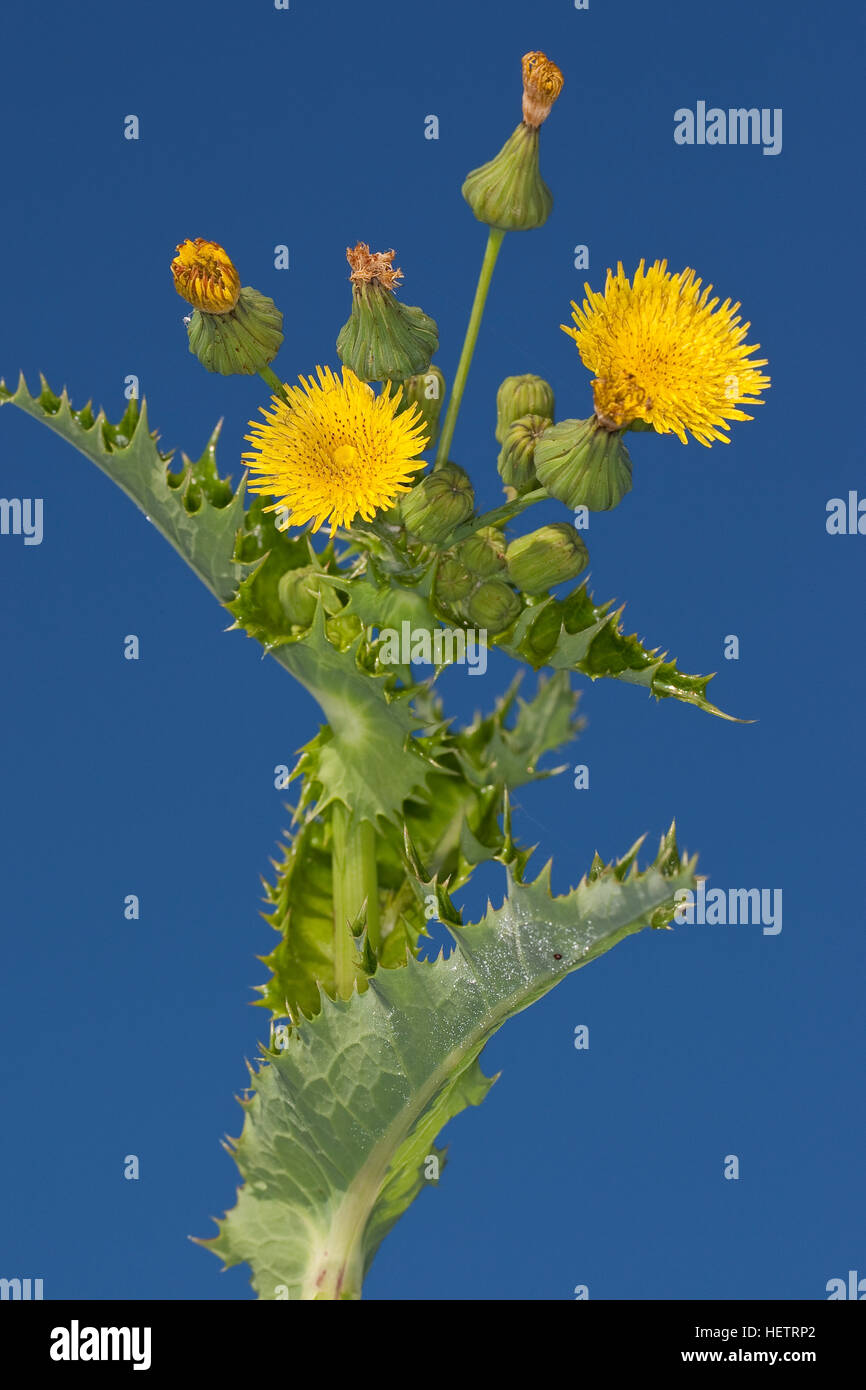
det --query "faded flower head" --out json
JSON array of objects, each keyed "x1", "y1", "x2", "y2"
[
  {"x1": 244, "y1": 366, "x2": 428, "y2": 535},
  {"x1": 521, "y1": 51, "x2": 564, "y2": 128},
  {"x1": 171, "y1": 239, "x2": 241, "y2": 315},
  {"x1": 563, "y1": 259, "x2": 771, "y2": 445},
  {"x1": 346, "y1": 243, "x2": 404, "y2": 290}
]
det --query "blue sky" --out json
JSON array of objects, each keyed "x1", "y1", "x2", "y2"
[{"x1": 0, "y1": 0, "x2": 863, "y2": 1300}]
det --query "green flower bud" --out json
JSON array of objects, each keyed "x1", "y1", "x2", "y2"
[
  {"x1": 506, "y1": 523, "x2": 589, "y2": 595},
  {"x1": 396, "y1": 365, "x2": 446, "y2": 449},
  {"x1": 435, "y1": 556, "x2": 475, "y2": 605},
  {"x1": 400, "y1": 462, "x2": 475, "y2": 544},
  {"x1": 326, "y1": 611, "x2": 363, "y2": 650},
  {"x1": 457, "y1": 526, "x2": 507, "y2": 578},
  {"x1": 185, "y1": 287, "x2": 284, "y2": 376},
  {"x1": 498, "y1": 413, "x2": 551, "y2": 495},
  {"x1": 277, "y1": 567, "x2": 341, "y2": 628},
  {"x1": 337, "y1": 243, "x2": 438, "y2": 383},
  {"x1": 495, "y1": 375, "x2": 555, "y2": 443},
  {"x1": 462, "y1": 578, "x2": 522, "y2": 635},
  {"x1": 533, "y1": 417, "x2": 633, "y2": 512}
]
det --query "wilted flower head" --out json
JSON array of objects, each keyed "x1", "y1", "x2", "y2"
[
  {"x1": 346, "y1": 243, "x2": 404, "y2": 290},
  {"x1": 521, "y1": 51, "x2": 564, "y2": 128},
  {"x1": 337, "y1": 244, "x2": 438, "y2": 382}
]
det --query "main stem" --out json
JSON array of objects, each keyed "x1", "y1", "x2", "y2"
[
  {"x1": 434, "y1": 227, "x2": 506, "y2": 468},
  {"x1": 331, "y1": 806, "x2": 380, "y2": 998}
]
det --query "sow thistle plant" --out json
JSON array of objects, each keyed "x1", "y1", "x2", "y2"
[{"x1": 1, "y1": 50, "x2": 770, "y2": 1301}]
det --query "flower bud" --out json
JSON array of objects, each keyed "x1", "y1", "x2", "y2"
[
  {"x1": 337, "y1": 243, "x2": 438, "y2": 383},
  {"x1": 400, "y1": 462, "x2": 475, "y2": 544},
  {"x1": 172, "y1": 239, "x2": 283, "y2": 376},
  {"x1": 506, "y1": 523, "x2": 589, "y2": 595},
  {"x1": 462, "y1": 53, "x2": 563, "y2": 232},
  {"x1": 435, "y1": 556, "x2": 474, "y2": 605},
  {"x1": 457, "y1": 526, "x2": 507, "y2": 578},
  {"x1": 498, "y1": 413, "x2": 551, "y2": 495},
  {"x1": 462, "y1": 578, "x2": 521, "y2": 635},
  {"x1": 277, "y1": 568, "x2": 342, "y2": 628},
  {"x1": 396, "y1": 365, "x2": 446, "y2": 449},
  {"x1": 533, "y1": 417, "x2": 633, "y2": 512},
  {"x1": 326, "y1": 611, "x2": 363, "y2": 650},
  {"x1": 495, "y1": 375, "x2": 555, "y2": 442}
]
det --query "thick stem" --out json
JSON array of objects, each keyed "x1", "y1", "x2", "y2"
[
  {"x1": 331, "y1": 806, "x2": 380, "y2": 997},
  {"x1": 434, "y1": 227, "x2": 506, "y2": 468}
]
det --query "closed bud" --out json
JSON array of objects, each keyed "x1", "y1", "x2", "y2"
[
  {"x1": 498, "y1": 413, "x2": 551, "y2": 495},
  {"x1": 457, "y1": 526, "x2": 507, "y2": 578},
  {"x1": 325, "y1": 611, "x2": 363, "y2": 649},
  {"x1": 397, "y1": 365, "x2": 446, "y2": 449},
  {"x1": 506, "y1": 523, "x2": 589, "y2": 595},
  {"x1": 400, "y1": 462, "x2": 475, "y2": 544},
  {"x1": 172, "y1": 239, "x2": 283, "y2": 376},
  {"x1": 496, "y1": 375, "x2": 555, "y2": 442},
  {"x1": 463, "y1": 578, "x2": 522, "y2": 635},
  {"x1": 534, "y1": 417, "x2": 633, "y2": 512},
  {"x1": 435, "y1": 556, "x2": 474, "y2": 605},
  {"x1": 277, "y1": 567, "x2": 342, "y2": 628},
  {"x1": 337, "y1": 243, "x2": 438, "y2": 383}
]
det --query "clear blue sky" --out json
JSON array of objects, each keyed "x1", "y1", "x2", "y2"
[{"x1": 1, "y1": 0, "x2": 863, "y2": 1300}]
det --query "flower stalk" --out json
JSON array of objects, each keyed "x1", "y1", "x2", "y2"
[{"x1": 434, "y1": 227, "x2": 505, "y2": 468}]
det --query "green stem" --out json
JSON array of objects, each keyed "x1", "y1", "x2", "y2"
[
  {"x1": 444, "y1": 486, "x2": 549, "y2": 548},
  {"x1": 259, "y1": 365, "x2": 288, "y2": 402},
  {"x1": 435, "y1": 227, "x2": 506, "y2": 468},
  {"x1": 331, "y1": 807, "x2": 380, "y2": 997}
]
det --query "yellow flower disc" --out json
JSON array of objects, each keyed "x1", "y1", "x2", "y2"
[
  {"x1": 563, "y1": 259, "x2": 771, "y2": 446},
  {"x1": 244, "y1": 366, "x2": 429, "y2": 535}
]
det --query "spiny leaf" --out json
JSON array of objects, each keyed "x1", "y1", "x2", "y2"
[
  {"x1": 201, "y1": 826, "x2": 698, "y2": 1299},
  {"x1": 274, "y1": 602, "x2": 435, "y2": 832},
  {"x1": 0, "y1": 373, "x2": 249, "y2": 601},
  {"x1": 502, "y1": 583, "x2": 742, "y2": 721},
  {"x1": 258, "y1": 673, "x2": 583, "y2": 1021}
]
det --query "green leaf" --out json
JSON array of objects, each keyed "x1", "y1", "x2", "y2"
[
  {"x1": 201, "y1": 825, "x2": 697, "y2": 1299},
  {"x1": 275, "y1": 604, "x2": 435, "y2": 832},
  {"x1": 258, "y1": 672, "x2": 583, "y2": 1020},
  {"x1": 0, "y1": 373, "x2": 249, "y2": 601},
  {"x1": 501, "y1": 584, "x2": 742, "y2": 721}
]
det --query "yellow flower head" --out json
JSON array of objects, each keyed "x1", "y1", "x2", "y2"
[
  {"x1": 521, "y1": 51, "x2": 564, "y2": 128},
  {"x1": 171, "y1": 238, "x2": 241, "y2": 315},
  {"x1": 563, "y1": 259, "x2": 771, "y2": 446},
  {"x1": 244, "y1": 366, "x2": 429, "y2": 535}
]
